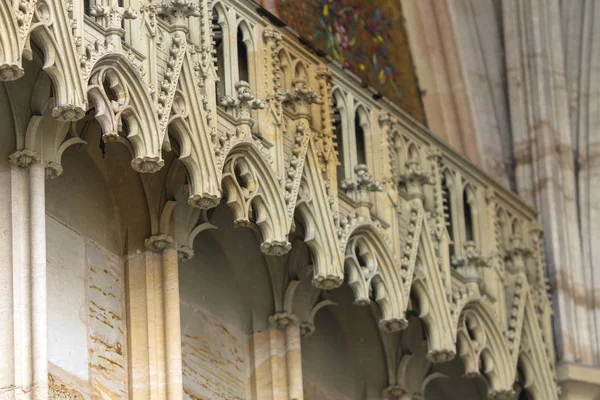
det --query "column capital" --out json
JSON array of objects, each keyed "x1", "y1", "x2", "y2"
[
  {"x1": 268, "y1": 312, "x2": 298, "y2": 330},
  {"x1": 8, "y1": 150, "x2": 41, "y2": 169},
  {"x1": 145, "y1": 234, "x2": 175, "y2": 252}
]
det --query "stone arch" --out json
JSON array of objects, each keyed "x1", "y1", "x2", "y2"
[
  {"x1": 88, "y1": 54, "x2": 163, "y2": 173},
  {"x1": 235, "y1": 19, "x2": 255, "y2": 85},
  {"x1": 178, "y1": 204, "x2": 277, "y2": 399},
  {"x1": 166, "y1": 61, "x2": 222, "y2": 209},
  {"x1": 26, "y1": 0, "x2": 86, "y2": 120},
  {"x1": 293, "y1": 142, "x2": 344, "y2": 290},
  {"x1": 277, "y1": 48, "x2": 293, "y2": 91},
  {"x1": 221, "y1": 143, "x2": 290, "y2": 255},
  {"x1": 515, "y1": 295, "x2": 560, "y2": 400},
  {"x1": 0, "y1": 1, "x2": 24, "y2": 80},
  {"x1": 408, "y1": 212, "x2": 455, "y2": 363},
  {"x1": 293, "y1": 59, "x2": 309, "y2": 81},
  {"x1": 455, "y1": 300, "x2": 514, "y2": 397},
  {"x1": 353, "y1": 104, "x2": 370, "y2": 166},
  {"x1": 301, "y1": 283, "x2": 389, "y2": 399},
  {"x1": 462, "y1": 183, "x2": 479, "y2": 244},
  {"x1": 344, "y1": 224, "x2": 408, "y2": 332}
]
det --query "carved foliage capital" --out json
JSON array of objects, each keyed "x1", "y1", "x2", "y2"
[{"x1": 9, "y1": 150, "x2": 41, "y2": 169}]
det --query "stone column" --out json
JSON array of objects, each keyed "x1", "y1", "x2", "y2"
[
  {"x1": 162, "y1": 245, "x2": 183, "y2": 399},
  {"x1": 0, "y1": 150, "x2": 49, "y2": 399},
  {"x1": 284, "y1": 321, "x2": 303, "y2": 400},
  {"x1": 127, "y1": 234, "x2": 183, "y2": 400},
  {"x1": 249, "y1": 313, "x2": 305, "y2": 400}
]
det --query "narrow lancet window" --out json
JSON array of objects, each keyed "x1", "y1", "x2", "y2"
[
  {"x1": 355, "y1": 112, "x2": 366, "y2": 166},
  {"x1": 212, "y1": 8, "x2": 226, "y2": 101},
  {"x1": 237, "y1": 28, "x2": 249, "y2": 83}
]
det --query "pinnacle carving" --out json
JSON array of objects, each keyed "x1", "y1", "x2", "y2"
[
  {"x1": 280, "y1": 79, "x2": 323, "y2": 115},
  {"x1": 452, "y1": 241, "x2": 488, "y2": 283},
  {"x1": 221, "y1": 81, "x2": 265, "y2": 120},
  {"x1": 157, "y1": 0, "x2": 200, "y2": 24},
  {"x1": 340, "y1": 164, "x2": 383, "y2": 204}
]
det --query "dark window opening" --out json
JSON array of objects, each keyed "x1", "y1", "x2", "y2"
[
  {"x1": 355, "y1": 113, "x2": 366, "y2": 166},
  {"x1": 333, "y1": 98, "x2": 344, "y2": 184},
  {"x1": 212, "y1": 9, "x2": 225, "y2": 102},
  {"x1": 441, "y1": 175, "x2": 455, "y2": 260},
  {"x1": 84, "y1": 0, "x2": 91, "y2": 16},
  {"x1": 464, "y1": 189, "x2": 474, "y2": 242},
  {"x1": 237, "y1": 28, "x2": 249, "y2": 83}
]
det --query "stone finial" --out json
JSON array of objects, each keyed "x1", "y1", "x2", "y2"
[
  {"x1": 504, "y1": 235, "x2": 531, "y2": 273},
  {"x1": 280, "y1": 79, "x2": 323, "y2": 115},
  {"x1": 426, "y1": 348, "x2": 456, "y2": 363},
  {"x1": 131, "y1": 156, "x2": 165, "y2": 173},
  {"x1": 260, "y1": 240, "x2": 292, "y2": 256},
  {"x1": 220, "y1": 81, "x2": 265, "y2": 122},
  {"x1": 157, "y1": 0, "x2": 200, "y2": 24},
  {"x1": 397, "y1": 159, "x2": 434, "y2": 198},
  {"x1": 379, "y1": 317, "x2": 409, "y2": 333},
  {"x1": 262, "y1": 26, "x2": 282, "y2": 44},
  {"x1": 340, "y1": 164, "x2": 383, "y2": 204},
  {"x1": 451, "y1": 241, "x2": 489, "y2": 284}
]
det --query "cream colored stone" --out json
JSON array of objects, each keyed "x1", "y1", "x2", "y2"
[{"x1": 0, "y1": 0, "x2": 570, "y2": 399}]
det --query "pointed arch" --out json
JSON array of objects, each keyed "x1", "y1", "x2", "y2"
[
  {"x1": 517, "y1": 294, "x2": 559, "y2": 400},
  {"x1": 294, "y1": 141, "x2": 344, "y2": 289},
  {"x1": 167, "y1": 54, "x2": 221, "y2": 209},
  {"x1": 88, "y1": 54, "x2": 163, "y2": 173},
  {"x1": 354, "y1": 104, "x2": 370, "y2": 166},
  {"x1": 410, "y1": 211, "x2": 455, "y2": 362},
  {"x1": 277, "y1": 48, "x2": 293, "y2": 90},
  {"x1": 293, "y1": 60, "x2": 309, "y2": 81},
  {"x1": 344, "y1": 223, "x2": 408, "y2": 332},
  {"x1": 455, "y1": 299, "x2": 514, "y2": 397},
  {"x1": 0, "y1": 1, "x2": 24, "y2": 80},
  {"x1": 236, "y1": 19, "x2": 254, "y2": 84},
  {"x1": 26, "y1": 0, "x2": 86, "y2": 120},
  {"x1": 222, "y1": 142, "x2": 290, "y2": 255}
]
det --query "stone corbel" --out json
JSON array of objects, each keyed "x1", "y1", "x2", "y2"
[{"x1": 340, "y1": 164, "x2": 383, "y2": 206}]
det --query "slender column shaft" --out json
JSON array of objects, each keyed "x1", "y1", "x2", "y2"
[
  {"x1": 285, "y1": 322, "x2": 303, "y2": 400},
  {"x1": 162, "y1": 247, "x2": 183, "y2": 399},
  {"x1": 29, "y1": 162, "x2": 47, "y2": 399}
]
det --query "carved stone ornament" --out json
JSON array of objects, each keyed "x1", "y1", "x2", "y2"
[
  {"x1": 452, "y1": 241, "x2": 488, "y2": 283},
  {"x1": 280, "y1": 79, "x2": 323, "y2": 115},
  {"x1": 340, "y1": 164, "x2": 383, "y2": 204},
  {"x1": 398, "y1": 159, "x2": 435, "y2": 198},
  {"x1": 268, "y1": 312, "x2": 298, "y2": 329},
  {"x1": 157, "y1": 0, "x2": 200, "y2": 24},
  {"x1": 221, "y1": 81, "x2": 266, "y2": 120},
  {"x1": 8, "y1": 150, "x2": 41, "y2": 169},
  {"x1": 145, "y1": 233, "x2": 174, "y2": 251}
]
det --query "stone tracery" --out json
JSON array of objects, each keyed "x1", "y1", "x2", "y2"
[{"x1": 0, "y1": 0, "x2": 560, "y2": 399}]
